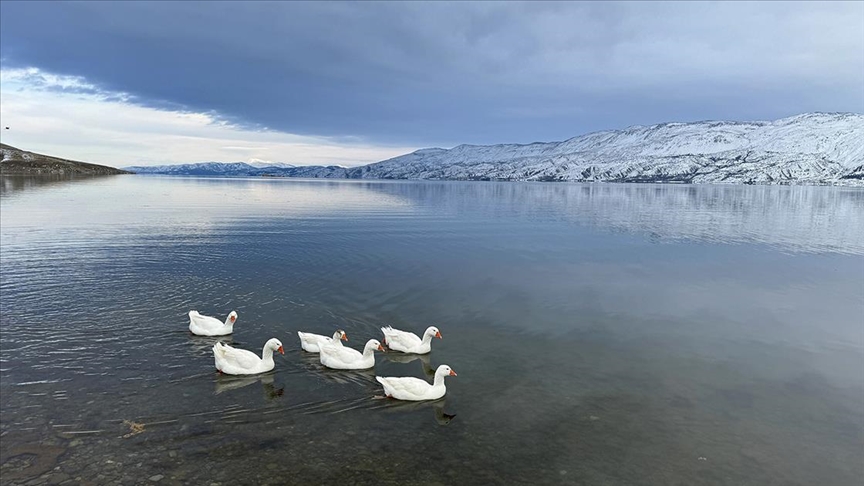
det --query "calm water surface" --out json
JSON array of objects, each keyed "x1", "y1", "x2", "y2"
[{"x1": 1, "y1": 175, "x2": 862, "y2": 485}]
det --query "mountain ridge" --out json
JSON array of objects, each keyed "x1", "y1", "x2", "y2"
[{"x1": 125, "y1": 112, "x2": 863, "y2": 185}]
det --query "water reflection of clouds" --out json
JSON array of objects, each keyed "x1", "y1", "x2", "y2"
[
  {"x1": 0, "y1": 176, "x2": 417, "y2": 250},
  {"x1": 154, "y1": 177, "x2": 415, "y2": 218},
  {"x1": 2, "y1": 174, "x2": 413, "y2": 215}
]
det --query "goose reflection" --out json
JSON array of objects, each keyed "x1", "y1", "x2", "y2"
[
  {"x1": 382, "y1": 352, "x2": 435, "y2": 378},
  {"x1": 188, "y1": 334, "x2": 235, "y2": 357},
  {"x1": 373, "y1": 397, "x2": 456, "y2": 426},
  {"x1": 213, "y1": 372, "x2": 284, "y2": 399},
  {"x1": 298, "y1": 352, "x2": 376, "y2": 386}
]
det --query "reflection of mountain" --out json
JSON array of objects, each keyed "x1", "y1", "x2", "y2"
[
  {"x1": 366, "y1": 182, "x2": 864, "y2": 255},
  {"x1": 0, "y1": 174, "x2": 109, "y2": 195},
  {"x1": 4, "y1": 172, "x2": 860, "y2": 255}
]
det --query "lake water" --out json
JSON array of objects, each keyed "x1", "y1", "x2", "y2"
[{"x1": 1, "y1": 175, "x2": 862, "y2": 485}]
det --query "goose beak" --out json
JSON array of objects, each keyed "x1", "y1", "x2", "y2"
[
  {"x1": 277, "y1": 346, "x2": 284, "y2": 355},
  {"x1": 341, "y1": 333, "x2": 349, "y2": 341},
  {"x1": 449, "y1": 369, "x2": 457, "y2": 376},
  {"x1": 377, "y1": 344, "x2": 386, "y2": 351},
  {"x1": 435, "y1": 331, "x2": 442, "y2": 339}
]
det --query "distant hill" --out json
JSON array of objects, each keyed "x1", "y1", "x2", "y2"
[
  {"x1": 125, "y1": 161, "x2": 348, "y2": 178},
  {"x1": 247, "y1": 161, "x2": 296, "y2": 169},
  {"x1": 0, "y1": 144, "x2": 130, "y2": 175},
  {"x1": 126, "y1": 112, "x2": 864, "y2": 186}
]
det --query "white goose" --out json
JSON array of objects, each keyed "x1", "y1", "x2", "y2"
[
  {"x1": 213, "y1": 338, "x2": 284, "y2": 375},
  {"x1": 297, "y1": 329, "x2": 348, "y2": 353},
  {"x1": 376, "y1": 364, "x2": 457, "y2": 401},
  {"x1": 380, "y1": 326, "x2": 442, "y2": 354},
  {"x1": 319, "y1": 339, "x2": 384, "y2": 370},
  {"x1": 189, "y1": 310, "x2": 238, "y2": 336}
]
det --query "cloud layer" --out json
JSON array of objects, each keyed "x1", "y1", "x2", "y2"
[
  {"x1": 0, "y1": 68, "x2": 414, "y2": 167},
  {"x1": 1, "y1": 1, "x2": 862, "y2": 165}
]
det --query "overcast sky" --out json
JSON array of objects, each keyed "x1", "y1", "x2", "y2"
[{"x1": 1, "y1": 1, "x2": 862, "y2": 167}]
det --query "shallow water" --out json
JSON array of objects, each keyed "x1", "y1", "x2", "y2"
[{"x1": 1, "y1": 175, "x2": 862, "y2": 485}]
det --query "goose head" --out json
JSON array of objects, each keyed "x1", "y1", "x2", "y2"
[
  {"x1": 425, "y1": 326, "x2": 442, "y2": 339},
  {"x1": 334, "y1": 329, "x2": 349, "y2": 342},
  {"x1": 436, "y1": 365, "x2": 457, "y2": 377},
  {"x1": 266, "y1": 338, "x2": 285, "y2": 355},
  {"x1": 228, "y1": 311, "x2": 238, "y2": 324},
  {"x1": 365, "y1": 339, "x2": 386, "y2": 353}
]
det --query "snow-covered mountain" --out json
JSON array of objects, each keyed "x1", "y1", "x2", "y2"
[
  {"x1": 346, "y1": 113, "x2": 863, "y2": 185},
  {"x1": 247, "y1": 161, "x2": 296, "y2": 169},
  {"x1": 124, "y1": 113, "x2": 863, "y2": 185},
  {"x1": 124, "y1": 161, "x2": 315, "y2": 176},
  {"x1": 124, "y1": 162, "x2": 258, "y2": 175}
]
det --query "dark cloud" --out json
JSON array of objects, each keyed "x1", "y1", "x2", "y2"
[{"x1": 1, "y1": 1, "x2": 862, "y2": 147}]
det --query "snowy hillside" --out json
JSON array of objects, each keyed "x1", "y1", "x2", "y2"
[
  {"x1": 347, "y1": 113, "x2": 863, "y2": 185},
  {"x1": 248, "y1": 161, "x2": 296, "y2": 169},
  {"x1": 124, "y1": 113, "x2": 863, "y2": 185},
  {"x1": 125, "y1": 162, "x2": 264, "y2": 175}
]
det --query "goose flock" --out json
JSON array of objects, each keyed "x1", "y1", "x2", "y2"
[{"x1": 189, "y1": 310, "x2": 457, "y2": 401}]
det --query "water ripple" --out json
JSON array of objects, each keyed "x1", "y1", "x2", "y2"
[{"x1": 1, "y1": 176, "x2": 862, "y2": 486}]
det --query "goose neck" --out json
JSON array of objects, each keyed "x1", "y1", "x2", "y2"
[
  {"x1": 433, "y1": 372, "x2": 447, "y2": 387},
  {"x1": 261, "y1": 346, "x2": 275, "y2": 365}
]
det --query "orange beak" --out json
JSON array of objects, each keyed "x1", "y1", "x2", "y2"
[
  {"x1": 435, "y1": 331, "x2": 442, "y2": 339},
  {"x1": 277, "y1": 345, "x2": 284, "y2": 355},
  {"x1": 377, "y1": 344, "x2": 386, "y2": 351},
  {"x1": 230, "y1": 316, "x2": 236, "y2": 322},
  {"x1": 449, "y1": 369, "x2": 457, "y2": 376},
  {"x1": 341, "y1": 333, "x2": 349, "y2": 341}
]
